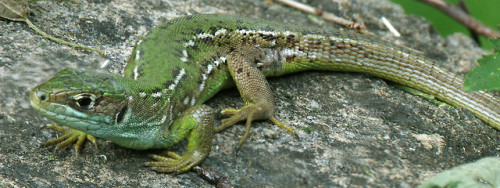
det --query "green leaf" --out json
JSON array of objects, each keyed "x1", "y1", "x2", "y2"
[
  {"x1": 418, "y1": 157, "x2": 500, "y2": 188},
  {"x1": 489, "y1": 37, "x2": 500, "y2": 51},
  {"x1": 0, "y1": 0, "x2": 27, "y2": 21},
  {"x1": 464, "y1": 53, "x2": 500, "y2": 91}
]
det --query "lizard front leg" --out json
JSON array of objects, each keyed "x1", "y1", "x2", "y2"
[
  {"x1": 215, "y1": 46, "x2": 296, "y2": 147},
  {"x1": 145, "y1": 105, "x2": 214, "y2": 173}
]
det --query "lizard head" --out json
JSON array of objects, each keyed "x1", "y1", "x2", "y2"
[{"x1": 30, "y1": 68, "x2": 148, "y2": 145}]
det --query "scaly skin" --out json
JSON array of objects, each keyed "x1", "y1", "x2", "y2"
[{"x1": 30, "y1": 14, "x2": 500, "y2": 173}]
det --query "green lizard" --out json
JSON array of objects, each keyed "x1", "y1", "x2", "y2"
[{"x1": 30, "y1": 14, "x2": 500, "y2": 173}]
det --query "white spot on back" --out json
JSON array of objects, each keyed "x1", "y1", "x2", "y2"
[
  {"x1": 283, "y1": 31, "x2": 298, "y2": 36},
  {"x1": 135, "y1": 50, "x2": 141, "y2": 61},
  {"x1": 195, "y1": 33, "x2": 215, "y2": 39},
  {"x1": 169, "y1": 105, "x2": 173, "y2": 118},
  {"x1": 160, "y1": 115, "x2": 167, "y2": 124},
  {"x1": 282, "y1": 48, "x2": 307, "y2": 57},
  {"x1": 206, "y1": 64, "x2": 213, "y2": 74},
  {"x1": 220, "y1": 56, "x2": 227, "y2": 63},
  {"x1": 151, "y1": 92, "x2": 162, "y2": 98},
  {"x1": 214, "y1": 28, "x2": 227, "y2": 36},
  {"x1": 191, "y1": 97, "x2": 196, "y2": 106},
  {"x1": 199, "y1": 74, "x2": 207, "y2": 92},
  {"x1": 169, "y1": 68, "x2": 186, "y2": 90},
  {"x1": 304, "y1": 34, "x2": 326, "y2": 40},
  {"x1": 184, "y1": 40, "x2": 195, "y2": 47},
  {"x1": 180, "y1": 50, "x2": 189, "y2": 62},
  {"x1": 133, "y1": 66, "x2": 139, "y2": 80}
]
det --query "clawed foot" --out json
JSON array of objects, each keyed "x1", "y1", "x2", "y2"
[
  {"x1": 144, "y1": 151, "x2": 206, "y2": 173},
  {"x1": 144, "y1": 105, "x2": 213, "y2": 173},
  {"x1": 41, "y1": 124, "x2": 97, "y2": 154},
  {"x1": 215, "y1": 105, "x2": 297, "y2": 147}
]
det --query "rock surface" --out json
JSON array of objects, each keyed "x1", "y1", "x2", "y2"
[{"x1": 1, "y1": 0, "x2": 498, "y2": 187}]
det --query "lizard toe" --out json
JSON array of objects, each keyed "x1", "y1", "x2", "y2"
[
  {"x1": 216, "y1": 103, "x2": 296, "y2": 147},
  {"x1": 145, "y1": 152, "x2": 205, "y2": 173},
  {"x1": 41, "y1": 124, "x2": 97, "y2": 154}
]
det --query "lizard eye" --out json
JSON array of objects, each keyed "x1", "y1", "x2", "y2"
[{"x1": 72, "y1": 93, "x2": 98, "y2": 110}]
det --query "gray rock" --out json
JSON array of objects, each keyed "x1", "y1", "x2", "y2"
[{"x1": 1, "y1": 0, "x2": 498, "y2": 187}]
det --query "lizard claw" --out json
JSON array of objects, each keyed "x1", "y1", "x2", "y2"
[
  {"x1": 216, "y1": 104, "x2": 297, "y2": 147},
  {"x1": 144, "y1": 151, "x2": 204, "y2": 173},
  {"x1": 41, "y1": 124, "x2": 97, "y2": 154}
]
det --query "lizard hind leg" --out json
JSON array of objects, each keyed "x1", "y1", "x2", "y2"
[
  {"x1": 215, "y1": 47, "x2": 296, "y2": 147},
  {"x1": 145, "y1": 105, "x2": 214, "y2": 173}
]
